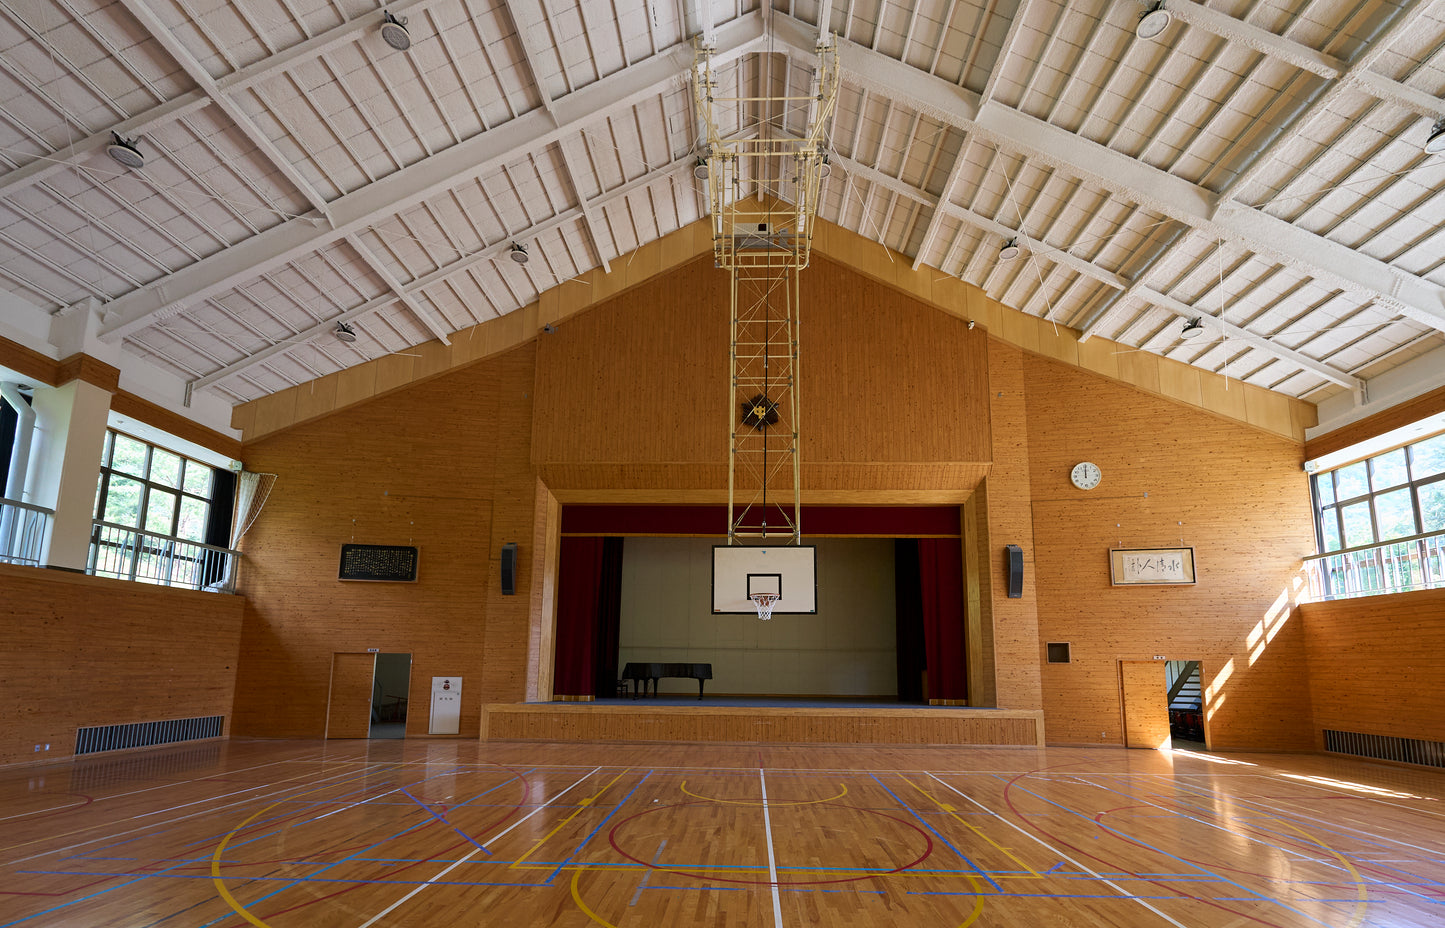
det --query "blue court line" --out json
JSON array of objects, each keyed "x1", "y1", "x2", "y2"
[
  {"x1": 191, "y1": 767, "x2": 533, "y2": 928},
  {"x1": 867, "y1": 773, "x2": 1002, "y2": 893},
  {"x1": 1142, "y1": 774, "x2": 1445, "y2": 902},
  {"x1": 1000, "y1": 775, "x2": 1338, "y2": 928},
  {"x1": 61, "y1": 768, "x2": 386, "y2": 859},
  {"x1": 543, "y1": 770, "x2": 652, "y2": 884},
  {"x1": 1130, "y1": 777, "x2": 1445, "y2": 905},
  {"x1": 0, "y1": 769, "x2": 400, "y2": 928},
  {"x1": 398, "y1": 786, "x2": 490, "y2": 855}
]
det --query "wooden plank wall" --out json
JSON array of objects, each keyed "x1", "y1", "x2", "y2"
[
  {"x1": 530, "y1": 255, "x2": 993, "y2": 501},
  {"x1": 230, "y1": 254, "x2": 1322, "y2": 749},
  {"x1": 1020, "y1": 354, "x2": 1318, "y2": 751},
  {"x1": 1299, "y1": 588, "x2": 1445, "y2": 746},
  {"x1": 0, "y1": 564, "x2": 243, "y2": 766},
  {"x1": 483, "y1": 704, "x2": 1044, "y2": 746},
  {"x1": 230, "y1": 345, "x2": 541, "y2": 737}
]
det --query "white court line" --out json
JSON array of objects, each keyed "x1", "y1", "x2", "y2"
[
  {"x1": 356, "y1": 766, "x2": 603, "y2": 928},
  {"x1": 925, "y1": 772, "x2": 1189, "y2": 928},
  {"x1": 759, "y1": 768, "x2": 784, "y2": 928},
  {"x1": 2, "y1": 763, "x2": 382, "y2": 866}
]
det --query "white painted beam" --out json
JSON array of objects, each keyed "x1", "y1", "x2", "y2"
[
  {"x1": 1136, "y1": 285, "x2": 1362, "y2": 390},
  {"x1": 500, "y1": 0, "x2": 611, "y2": 273},
  {"x1": 1221, "y1": 0, "x2": 1441, "y2": 201},
  {"x1": 1165, "y1": 0, "x2": 1344, "y2": 78},
  {"x1": 188, "y1": 153, "x2": 696, "y2": 393},
  {"x1": 97, "y1": 12, "x2": 766, "y2": 343},
  {"x1": 116, "y1": 0, "x2": 333, "y2": 223},
  {"x1": 343, "y1": 233, "x2": 452, "y2": 345},
  {"x1": 767, "y1": 12, "x2": 1445, "y2": 334},
  {"x1": 825, "y1": 148, "x2": 1361, "y2": 390},
  {"x1": 0, "y1": 2, "x2": 444, "y2": 203}
]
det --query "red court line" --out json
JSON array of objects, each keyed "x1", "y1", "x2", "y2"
[
  {"x1": 607, "y1": 800, "x2": 934, "y2": 886},
  {"x1": 216, "y1": 763, "x2": 534, "y2": 928},
  {"x1": 998, "y1": 762, "x2": 1290, "y2": 928}
]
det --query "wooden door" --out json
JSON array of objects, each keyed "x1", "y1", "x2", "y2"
[
  {"x1": 326, "y1": 653, "x2": 376, "y2": 738},
  {"x1": 1119, "y1": 660, "x2": 1171, "y2": 750}
]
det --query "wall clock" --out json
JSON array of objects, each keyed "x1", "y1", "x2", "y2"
[{"x1": 1070, "y1": 461, "x2": 1102, "y2": 490}]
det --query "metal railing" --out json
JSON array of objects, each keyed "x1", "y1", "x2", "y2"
[
  {"x1": 1304, "y1": 529, "x2": 1445, "y2": 601},
  {"x1": 0, "y1": 497, "x2": 52, "y2": 566},
  {"x1": 87, "y1": 520, "x2": 240, "y2": 593}
]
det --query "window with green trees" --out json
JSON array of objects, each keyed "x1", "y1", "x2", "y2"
[
  {"x1": 93, "y1": 431, "x2": 216, "y2": 542},
  {"x1": 1312, "y1": 432, "x2": 1445, "y2": 553}
]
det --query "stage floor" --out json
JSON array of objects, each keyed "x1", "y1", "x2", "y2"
[{"x1": 3, "y1": 738, "x2": 1442, "y2": 928}]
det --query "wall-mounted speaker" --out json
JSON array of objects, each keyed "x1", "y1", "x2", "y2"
[
  {"x1": 1005, "y1": 544, "x2": 1024, "y2": 599},
  {"x1": 500, "y1": 542, "x2": 518, "y2": 595}
]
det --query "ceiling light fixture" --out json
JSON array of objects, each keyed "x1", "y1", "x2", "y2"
[
  {"x1": 380, "y1": 11, "x2": 411, "y2": 51},
  {"x1": 1426, "y1": 117, "x2": 1445, "y2": 155},
  {"x1": 1136, "y1": 2, "x2": 1172, "y2": 40},
  {"x1": 334, "y1": 322, "x2": 357, "y2": 342},
  {"x1": 1180, "y1": 318, "x2": 1206, "y2": 340},
  {"x1": 998, "y1": 238, "x2": 1021, "y2": 261},
  {"x1": 693, "y1": 155, "x2": 709, "y2": 180},
  {"x1": 509, "y1": 242, "x2": 529, "y2": 264},
  {"x1": 106, "y1": 132, "x2": 145, "y2": 169},
  {"x1": 818, "y1": 153, "x2": 832, "y2": 179}
]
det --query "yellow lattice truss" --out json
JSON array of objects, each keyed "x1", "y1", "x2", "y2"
[{"x1": 694, "y1": 42, "x2": 839, "y2": 544}]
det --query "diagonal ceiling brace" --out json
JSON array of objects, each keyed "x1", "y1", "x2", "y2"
[
  {"x1": 115, "y1": 0, "x2": 334, "y2": 226},
  {"x1": 94, "y1": 12, "x2": 767, "y2": 344},
  {"x1": 343, "y1": 233, "x2": 451, "y2": 345}
]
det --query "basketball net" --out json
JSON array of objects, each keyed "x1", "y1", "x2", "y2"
[{"x1": 750, "y1": 593, "x2": 778, "y2": 621}]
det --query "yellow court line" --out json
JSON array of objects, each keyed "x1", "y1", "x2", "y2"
[
  {"x1": 211, "y1": 800, "x2": 289, "y2": 928},
  {"x1": 510, "y1": 770, "x2": 631, "y2": 869},
  {"x1": 1271, "y1": 817, "x2": 1369, "y2": 928},
  {"x1": 899, "y1": 776, "x2": 1043, "y2": 879},
  {"x1": 679, "y1": 780, "x2": 848, "y2": 805}
]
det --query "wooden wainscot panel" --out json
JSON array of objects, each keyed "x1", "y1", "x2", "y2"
[
  {"x1": 1300, "y1": 588, "x2": 1445, "y2": 747},
  {"x1": 0, "y1": 564, "x2": 244, "y2": 766},
  {"x1": 481, "y1": 704, "x2": 1045, "y2": 746}
]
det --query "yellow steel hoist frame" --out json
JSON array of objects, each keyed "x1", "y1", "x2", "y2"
[{"x1": 693, "y1": 40, "x2": 839, "y2": 545}]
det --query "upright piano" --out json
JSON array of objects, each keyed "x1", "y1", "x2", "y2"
[{"x1": 621, "y1": 662, "x2": 713, "y2": 699}]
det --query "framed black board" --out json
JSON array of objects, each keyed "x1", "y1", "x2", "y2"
[{"x1": 339, "y1": 544, "x2": 419, "y2": 582}]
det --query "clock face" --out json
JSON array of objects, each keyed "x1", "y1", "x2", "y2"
[{"x1": 1071, "y1": 461, "x2": 1102, "y2": 491}]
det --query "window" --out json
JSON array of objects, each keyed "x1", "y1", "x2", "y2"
[
  {"x1": 1312, "y1": 433, "x2": 1445, "y2": 553},
  {"x1": 93, "y1": 430, "x2": 216, "y2": 543}
]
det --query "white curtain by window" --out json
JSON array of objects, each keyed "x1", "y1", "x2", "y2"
[{"x1": 230, "y1": 471, "x2": 277, "y2": 549}]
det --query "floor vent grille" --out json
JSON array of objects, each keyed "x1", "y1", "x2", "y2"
[
  {"x1": 1323, "y1": 729, "x2": 1445, "y2": 769},
  {"x1": 75, "y1": 716, "x2": 224, "y2": 756}
]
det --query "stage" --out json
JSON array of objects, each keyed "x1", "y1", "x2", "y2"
[{"x1": 481, "y1": 699, "x2": 1044, "y2": 746}]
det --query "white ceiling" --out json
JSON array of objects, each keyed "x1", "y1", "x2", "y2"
[{"x1": 0, "y1": 0, "x2": 1441, "y2": 412}]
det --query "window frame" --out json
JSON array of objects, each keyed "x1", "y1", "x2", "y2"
[
  {"x1": 93, "y1": 429, "x2": 215, "y2": 543},
  {"x1": 1312, "y1": 433, "x2": 1445, "y2": 554}
]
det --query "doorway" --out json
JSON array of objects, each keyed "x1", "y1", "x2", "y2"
[
  {"x1": 325, "y1": 652, "x2": 412, "y2": 739},
  {"x1": 1165, "y1": 660, "x2": 1204, "y2": 748},
  {"x1": 371, "y1": 653, "x2": 412, "y2": 739}
]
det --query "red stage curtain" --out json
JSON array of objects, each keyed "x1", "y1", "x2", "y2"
[
  {"x1": 554, "y1": 537, "x2": 625, "y2": 698},
  {"x1": 918, "y1": 537, "x2": 967, "y2": 701},
  {"x1": 894, "y1": 540, "x2": 925, "y2": 703},
  {"x1": 554, "y1": 537, "x2": 604, "y2": 696}
]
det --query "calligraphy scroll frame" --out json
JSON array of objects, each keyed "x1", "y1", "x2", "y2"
[
  {"x1": 1109, "y1": 547, "x2": 1196, "y2": 586},
  {"x1": 339, "y1": 544, "x2": 420, "y2": 582}
]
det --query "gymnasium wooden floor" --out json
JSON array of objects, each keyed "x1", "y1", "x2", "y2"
[{"x1": 2, "y1": 739, "x2": 1443, "y2": 927}]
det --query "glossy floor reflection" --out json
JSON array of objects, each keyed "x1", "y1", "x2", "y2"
[{"x1": 2, "y1": 738, "x2": 1442, "y2": 927}]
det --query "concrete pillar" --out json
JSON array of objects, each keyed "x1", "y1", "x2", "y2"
[{"x1": 28, "y1": 380, "x2": 112, "y2": 570}]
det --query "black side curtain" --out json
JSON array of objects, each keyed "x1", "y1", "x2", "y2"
[{"x1": 895, "y1": 539, "x2": 925, "y2": 703}]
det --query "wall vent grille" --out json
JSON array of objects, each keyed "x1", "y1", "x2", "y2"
[
  {"x1": 1323, "y1": 729, "x2": 1445, "y2": 769},
  {"x1": 75, "y1": 716, "x2": 224, "y2": 756}
]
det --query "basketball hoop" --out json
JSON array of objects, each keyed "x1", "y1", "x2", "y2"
[{"x1": 750, "y1": 592, "x2": 778, "y2": 621}]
